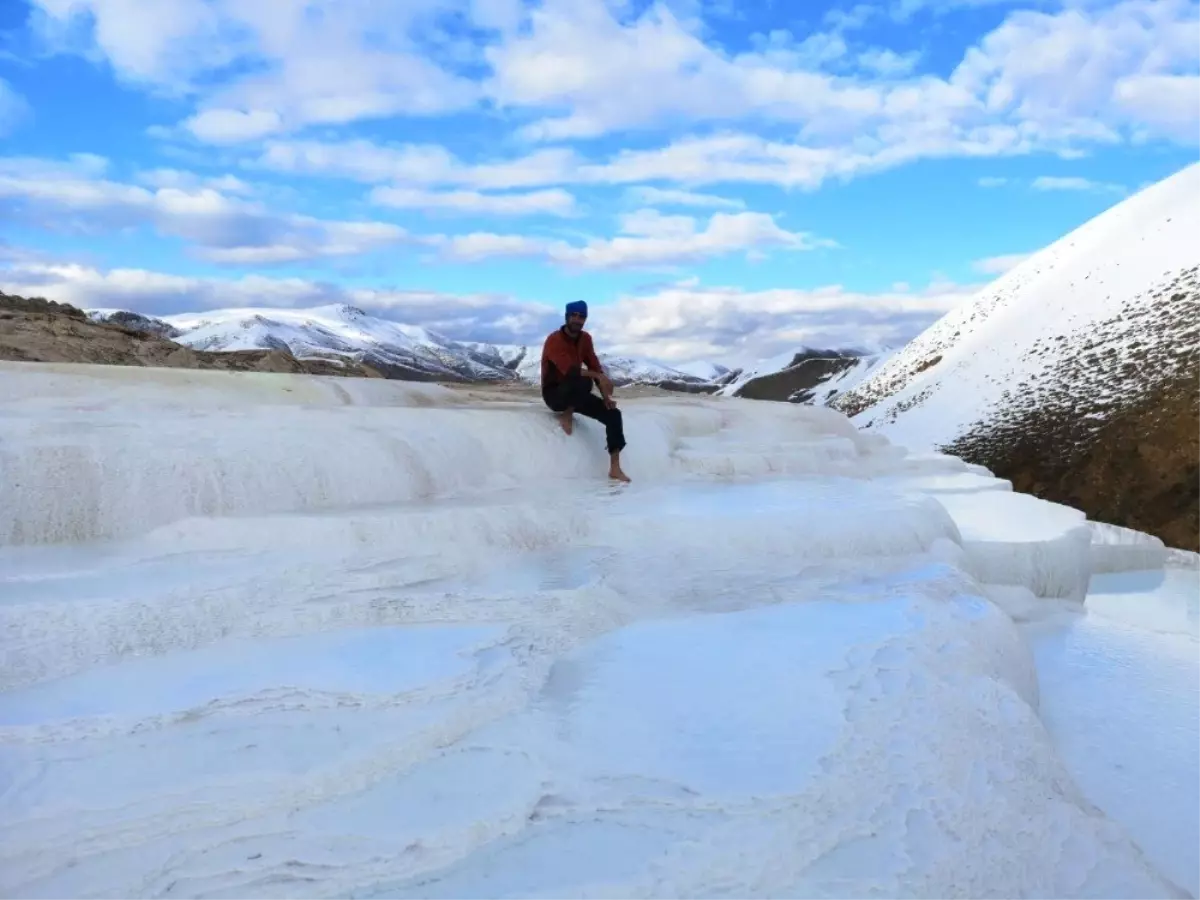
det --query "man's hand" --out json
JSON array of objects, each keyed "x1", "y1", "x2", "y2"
[{"x1": 592, "y1": 371, "x2": 616, "y2": 402}]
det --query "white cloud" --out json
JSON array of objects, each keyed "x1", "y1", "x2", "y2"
[
  {"x1": 134, "y1": 167, "x2": 255, "y2": 194},
  {"x1": 602, "y1": 277, "x2": 980, "y2": 363},
  {"x1": 856, "y1": 48, "x2": 921, "y2": 76},
  {"x1": 950, "y1": 0, "x2": 1199, "y2": 143},
  {"x1": 24, "y1": 0, "x2": 1200, "y2": 163},
  {"x1": 370, "y1": 186, "x2": 577, "y2": 216},
  {"x1": 0, "y1": 259, "x2": 978, "y2": 363},
  {"x1": 1113, "y1": 73, "x2": 1200, "y2": 142},
  {"x1": 1031, "y1": 175, "x2": 1127, "y2": 193},
  {"x1": 482, "y1": 0, "x2": 899, "y2": 142},
  {"x1": 257, "y1": 140, "x2": 580, "y2": 189},
  {"x1": 972, "y1": 252, "x2": 1032, "y2": 274},
  {"x1": 0, "y1": 158, "x2": 408, "y2": 264},
  {"x1": 184, "y1": 109, "x2": 284, "y2": 144},
  {"x1": 624, "y1": 186, "x2": 745, "y2": 209},
  {"x1": 28, "y1": 0, "x2": 478, "y2": 139},
  {"x1": 479, "y1": 0, "x2": 1197, "y2": 151},
  {"x1": 0, "y1": 153, "x2": 837, "y2": 272},
  {"x1": 42, "y1": 0, "x2": 1177, "y2": 201},
  {"x1": 433, "y1": 210, "x2": 834, "y2": 270},
  {"x1": 0, "y1": 78, "x2": 30, "y2": 135},
  {"x1": 251, "y1": 119, "x2": 1120, "y2": 197}
]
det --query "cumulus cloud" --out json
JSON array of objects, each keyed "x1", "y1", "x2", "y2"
[
  {"x1": 27, "y1": 0, "x2": 478, "y2": 138},
  {"x1": 0, "y1": 152, "x2": 836, "y2": 271},
  {"x1": 482, "y1": 0, "x2": 1197, "y2": 150},
  {"x1": 0, "y1": 260, "x2": 977, "y2": 364},
  {"x1": 596, "y1": 278, "x2": 980, "y2": 363},
  {"x1": 1031, "y1": 175, "x2": 1127, "y2": 194},
  {"x1": 624, "y1": 186, "x2": 746, "y2": 209},
  {"x1": 30, "y1": 0, "x2": 1198, "y2": 162},
  {"x1": 1112, "y1": 73, "x2": 1200, "y2": 141},
  {"x1": 951, "y1": 0, "x2": 1198, "y2": 141},
  {"x1": 432, "y1": 209, "x2": 834, "y2": 270},
  {"x1": 134, "y1": 167, "x2": 255, "y2": 194},
  {"x1": 40, "y1": 0, "x2": 1179, "y2": 201},
  {"x1": 257, "y1": 140, "x2": 580, "y2": 188},
  {"x1": 370, "y1": 186, "x2": 578, "y2": 216},
  {"x1": 250, "y1": 120, "x2": 1128, "y2": 196},
  {"x1": 0, "y1": 157, "x2": 408, "y2": 264}
]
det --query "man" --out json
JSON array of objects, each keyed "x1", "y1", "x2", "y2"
[{"x1": 541, "y1": 300, "x2": 631, "y2": 482}]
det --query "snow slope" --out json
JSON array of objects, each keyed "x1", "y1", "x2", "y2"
[
  {"x1": 0, "y1": 360, "x2": 1196, "y2": 899},
  {"x1": 835, "y1": 162, "x2": 1200, "y2": 449}
]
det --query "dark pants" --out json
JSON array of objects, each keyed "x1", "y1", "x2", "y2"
[{"x1": 543, "y1": 373, "x2": 627, "y2": 455}]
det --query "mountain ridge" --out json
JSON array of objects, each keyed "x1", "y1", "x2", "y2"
[
  {"x1": 0, "y1": 293, "x2": 384, "y2": 379},
  {"x1": 84, "y1": 303, "x2": 872, "y2": 398}
]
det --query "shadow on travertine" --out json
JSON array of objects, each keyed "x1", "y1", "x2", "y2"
[{"x1": 0, "y1": 360, "x2": 1195, "y2": 900}]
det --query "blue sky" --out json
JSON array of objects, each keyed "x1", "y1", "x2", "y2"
[{"x1": 0, "y1": 0, "x2": 1196, "y2": 365}]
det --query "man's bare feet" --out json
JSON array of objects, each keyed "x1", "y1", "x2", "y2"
[
  {"x1": 558, "y1": 410, "x2": 574, "y2": 435},
  {"x1": 608, "y1": 466, "x2": 631, "y2": 483}
]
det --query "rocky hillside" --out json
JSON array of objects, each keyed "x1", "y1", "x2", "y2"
[
  {"x1": 722, "y1": 349, "x2": 885, "y2": 404},
  {"x1": 835, "y1": 162, "x2": 1199, "y2": 551},
  {"x1": 0, "y1": 293, "x2": 383, "y2": 378},
  {"x1": 939, "y1": 270, "x2": 1198, "y2": 552}
]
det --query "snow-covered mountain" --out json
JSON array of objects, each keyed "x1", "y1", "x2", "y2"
[
  {"x1": 166, "y1": 305, "x2": 521, "y2": 383},
  {"x1": 836, "y1": 162, "x2": 1199, "y2": 441},
  {"x1": 836, "y1": 161, "x2": 1199, "y2": 550},
  {"x1": 87, "y1": 304, "x2": 715, "y2": 389},
  {"x1": 84, "y1": 303, "x2": 877, "y2": 401},
  {"x1": 716, "y1": 347, "x2": 892, "y2": 404}
]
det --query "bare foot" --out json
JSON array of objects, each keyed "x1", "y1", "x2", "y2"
[
  {"x1": 558, "y1": 411, "x2": 574, "y2": 435},
  {"x1": 608, "y1": 467, "x2": 631, "y2": 483}
]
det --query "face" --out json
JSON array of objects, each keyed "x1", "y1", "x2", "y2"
[{"x1": 565, "y1": 311, "x2": 586, "y2": 335}]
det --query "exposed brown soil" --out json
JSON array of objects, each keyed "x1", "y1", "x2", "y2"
[
  {"x1": 734, "y1": 350, "x2": 860, "y2": 403},
  {"x1": 942, "y1": 268, "x2": 1199, "y2": 552},
  {"x1": 0, "y1": 292, "x2": 383, "y2": 379}
]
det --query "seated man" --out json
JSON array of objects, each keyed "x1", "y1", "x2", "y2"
[{"x1": 541, "y1": 300, "x2": 630, "y2": 482}]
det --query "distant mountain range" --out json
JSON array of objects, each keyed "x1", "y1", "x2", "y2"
[{"x1": 85, "y1": 304, "x2": 887, "y2": 401}]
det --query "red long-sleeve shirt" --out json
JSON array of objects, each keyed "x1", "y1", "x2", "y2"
[{"x1": 541, "y1": 327, "x2": 603, "y2": 390}]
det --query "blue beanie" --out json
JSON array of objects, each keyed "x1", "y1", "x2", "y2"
[{"x1": 565, "y1": 300, "x2": 588, "y2": 319}]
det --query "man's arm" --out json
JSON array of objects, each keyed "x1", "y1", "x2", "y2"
[
  {"x1": 581, "y1": 334, "x2": 616, "y2": 405},
  {"x1": 580, "y1": 334, "x2": 604, "y2": 377}
]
